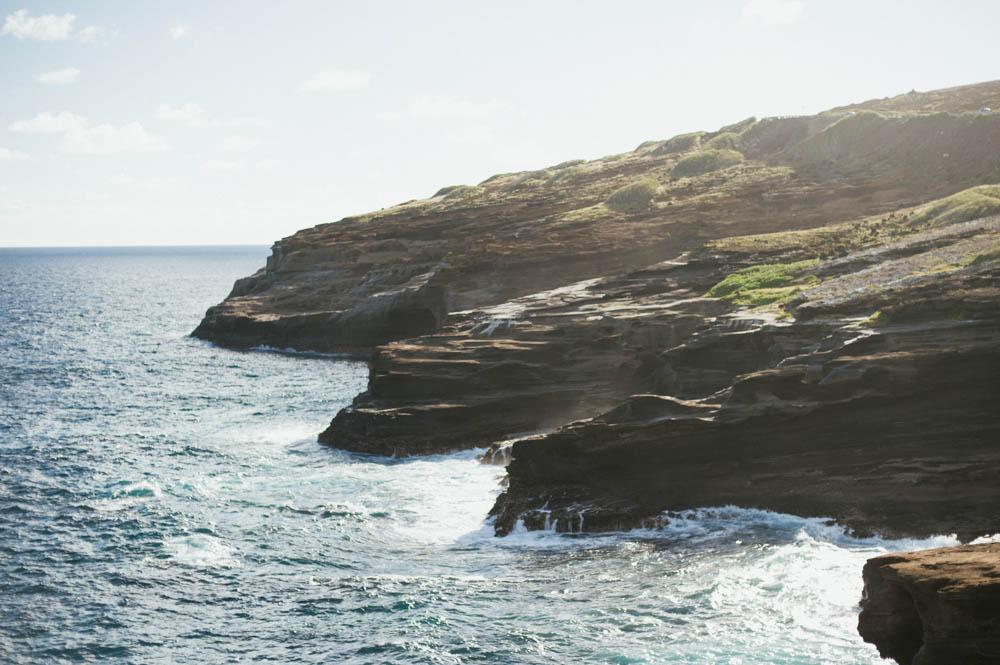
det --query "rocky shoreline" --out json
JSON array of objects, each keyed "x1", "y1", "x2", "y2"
[
  {"x1": 194, "y1": 81, "x2": 1000, "y2": 664},
  {"x1": 858, "y1": 543, "x2": 1000, "y2": 665},
  {"x1": 485, "y1": 208, "x2": 1000, "y2": 541}
]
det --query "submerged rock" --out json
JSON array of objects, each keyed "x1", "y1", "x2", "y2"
[{"x1": 858, "y1": 543, "x2": 1000, "y2": 665}]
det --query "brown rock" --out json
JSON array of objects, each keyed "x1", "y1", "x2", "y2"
[
  {"x1": 193, "y1": 81, "x2": 1000, "y2": 356},
  {"x1": 858, "y1": 543, "x2": 1000, "y2": 665}
]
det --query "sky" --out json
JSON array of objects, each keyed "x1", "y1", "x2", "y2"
[{"x1": 1, "y1": 1, "x2": 998, "y2": 247}]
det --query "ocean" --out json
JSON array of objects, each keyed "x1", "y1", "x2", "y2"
[{"x1": 0, "y1": 246, "x2": 960, "y2": 664}]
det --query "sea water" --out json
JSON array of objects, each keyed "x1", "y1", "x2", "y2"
[{"x1": 0, "y1": 246, "x2": 961, "y2": 664}]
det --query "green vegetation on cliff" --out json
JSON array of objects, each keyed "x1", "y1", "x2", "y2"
[
  {"x1": 909, "y1": 185, "x2": 1000, "y2": 227},
  {"x1": 604, "y1": 179, "x2": 658, "y2": 213},
  {"x1": 672, "y1": 149, "x2": 744, "y2": 179},
  {"x1": 197, "y1": 80, "x2": 1000, "y2": 359},
  {"x1": 707, "y1": 260, "x2": 817, "y2": 305},
  {"x1": 709, "y1": 185, "x2": 1000, "y2": 258},
  {"x1": 434, "y1": 184, "x2": 483, "y2": 200},
  {"x1": 651, "y1": 131, "x2": 704, "y2": 156},
  {"x1": 703, "y1": 132, "x2": 742, "y2": 151}
]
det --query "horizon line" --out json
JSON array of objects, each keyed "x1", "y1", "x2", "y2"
[{"x1": 0, "y1": 243, "x2": 272, "y2": 250}]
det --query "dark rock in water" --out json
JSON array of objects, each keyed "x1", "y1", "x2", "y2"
[{"x1": 857, "y1": 543, "x2": 1000, "y2": 665}]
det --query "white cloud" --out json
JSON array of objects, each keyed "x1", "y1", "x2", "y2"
[
  {"x1": 169, "y1": 23, "x2": 191, "y2": 39},
  {"x1": 109, "y1": 174, "x2": 134, "y2": 185},
  {"x1": 0, "y1": 146, "x2": 29, "y2": 161},
  {"x1": 298, "y1": 68, "x2": 371, "y2": 93},
  {"x1": 62, "y1": 122, "x2": 168, "y2": 153},
  {"x1": 8, "y1": 111, "x2": 86, "y2": 133},
  {"x1": 36, "y1": 67, "x2": 81, "y2": 85},
  {"x1": 76, "y1": 25, "x2": 112, "y2": 44},
  {"x1": 742, "y1": 0, "x2": 805, "y2": 25},
  {"x1": 2, "y1": 10, "x2": 111, "y2": 43},
  {"x1": 156, "y1": 104, "x2": 269, "y2": 130},
  {"x1": 407, "y1": 96, "x2": 498, "y2": 119},
  {"x1": 9, "y1": 112, "x2": 168, "y2": 153},
  {"x1": 230, "y1": 116, "x2": 270, "y2": 128},
  {"x1": 202, "y1": 159, "x2": 246, "y2": 173},
  {"x1": 155, "y1": 102, "x2": 216, "y2": 128},
  {"x1": 219, "y1": 135, "x2": 260, "y2": 152},
  {"x1": 2, "y1": 9, "x2": 75, "y2": 41}
]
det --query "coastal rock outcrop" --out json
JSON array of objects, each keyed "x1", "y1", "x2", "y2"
[
  {"x1": 858, "y1": 543, "x2": 1000, "y2": 665},
  {"x1": 318, "y1": 262, "x2": 731, "y2": 455},
  {"x1": 485, "y1": 198, "x2": 1000, "y2": 540},
  {"x1": 316, "y1": 186, "x2": 1000, "y2": 541},
  {"x1": 196, "y1": 81, "x2": 1000, "y2": 542},
  {"x1": 194, "y1": 82, "x2": 1000, "y2": 356}
]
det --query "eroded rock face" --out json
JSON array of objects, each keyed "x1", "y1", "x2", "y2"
[
  {"x1": 486, "y1": 209, "x2": 1000, "y2": 540},
  {"x1": 858, "y1": 544, "x2": 1000, "y2": 665},
  {"x1": 317, "y1": 262, "x2": 730, "y2": 455},
  {"x1": 195, "y1": 81, "x2": 1000, "y2": 544},
  {"x1": 191, "y1": 262, "x2": 450, "y2": 354},
  {"x1": 308, "y1": 187, "x2": 1000, "y2": 541},
  {"x1": 193, "y1": 82, "x2": 1000, "y2": 355}
]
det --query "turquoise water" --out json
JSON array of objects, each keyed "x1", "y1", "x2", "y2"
[{"x1": 0, "y1": 246, "x2": 959, "y2": 663}]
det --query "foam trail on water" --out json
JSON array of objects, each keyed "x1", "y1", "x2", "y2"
[{"x1": 163, "y1": 534, "x2": 242, "y2": 568}]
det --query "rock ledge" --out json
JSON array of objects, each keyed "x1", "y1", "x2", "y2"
[{"x1": 858, "y1": 543, "x2": 1000, "y2": 665}]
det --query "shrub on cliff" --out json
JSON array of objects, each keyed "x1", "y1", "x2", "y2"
[
  {"x1": 545, "y1": 165, "x2": 588, "y2": 188},
  {"x1": 651, "y1": 131, "x2": 704, "y2": 156},
  {"x1": 671, "y1": 149, "x2": 743, "y2": 179},
  {"x1": 435, "y1": 184, "x2": 483, "y2": 200},
  {"x1": 787, "y1": 111, "x2": 889, "y2": 164},
  {"x1": 604, "y1": 179, "x2": 658, "y2": 213},
  {"x1": 908, "y1": 185, "x2": 1000, "y2": 228},
  {"x1": 704, "y1": 132, "x2": 743, "y2": 151}
]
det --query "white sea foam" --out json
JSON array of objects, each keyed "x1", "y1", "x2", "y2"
[
  {"x1": 115, "y1": 479, "x2": 163, "y2": 498},
  {"x1": 479, "y1": 504, "x2": 968, "y2": 556},
  {"x1": 970, "y1": 533, "x2": 1000, "y2": 544},
  {"x1": 377, "y1": 450, "x2": 502, "y2": 545},
  {"x1": 246, "y1": 344, "x2": 357, "y2": 359},
  {"x1": 94, "y1": 479, "x2": 163, "y2": 511},
  {"x1": 163, "y1": 533, "x2": 242, "y2": 568}
]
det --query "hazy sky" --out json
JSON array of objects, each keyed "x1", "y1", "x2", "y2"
[{"x1": 1, "y1": 1, "x2": 998, "y2": 246}]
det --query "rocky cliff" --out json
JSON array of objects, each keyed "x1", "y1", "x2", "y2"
[
  {"x1": 485, "y1": 193, "x2": 1000, "y2": 540},
  {"x1": 194, "y1": 82, "x2": 1000, "y2": 355},
  {"x1": 858, "y1": 543, "x2": 1000, "y2": 665},
  {"x1": 192, "y1": 79, "x2": 1000, "y2": 663},
  {"x1": 196, "y1": 81, "x2": 1000, "y2": 542}
]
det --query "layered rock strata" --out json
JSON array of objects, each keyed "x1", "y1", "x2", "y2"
[
  {"x1": 858, "y1": 543, "x2": 1000, "y2": 665},
  {"x1": 318, "y1": 261, "x2": 731, "y2": 455},
  {"x1": 487, "y1": 207, "x2": 1000, "y2": 540},
  {"x1": 196, "y1": 82, "x2": 1000, "y2": 542},
  {"x1": 191, "y1": 81, "x2": 1000, "y2": 660},
  {"x1": 194, "y1": 82, "x2": 1000, "y2": 354}
]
